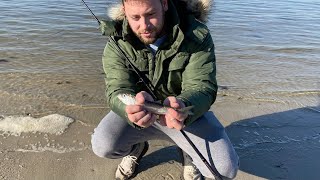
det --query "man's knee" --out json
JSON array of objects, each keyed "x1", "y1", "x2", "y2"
[
  {"x1": 202, "y1": 155, "x2": 239, "y2": 179},
  {"x1": 91, "y1": 129, "x2": 126, "y2": 159},
  {"x1": 217, "y1": 157, "x2": 239, "y2": 179},
  {"x1": 91, "y1": 133, "x2": 112, "y2": 158},
  {"x1": 91, "y1": 112, "x2": 130, "y2": 158}
]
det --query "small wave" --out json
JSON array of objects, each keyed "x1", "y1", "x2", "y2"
[
  {"x1": 15, "y1": 146, "x2": 90, "y2": 153},
  {"x1": 267, "y1": 47, "x2": 319, "y2": 54},
  {"x1": 263, "y1": 90, "x2": 320, "y2": 97},
  {"x1": 306, "y1": 107, "x2": 320, "y2": 113},
  {"x1": 0, "y1": 88, "x2": 106, "y2": 112},
  {"x1": 217, "y1": 92, "x2": 286, "y2": 104}
]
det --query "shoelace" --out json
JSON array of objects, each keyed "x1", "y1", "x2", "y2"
[
  {"x1": 118, "y1": 155, "x2": 139, "y2": 175},
  {"x1": 185, "y1": 164, "x2": 200, "y2": 174},
  {"x1": 123, "y1": 155, "x2": 138, "y2": 164}
]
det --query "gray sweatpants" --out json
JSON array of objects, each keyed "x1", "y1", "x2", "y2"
[{"x1": 91, "y1": 111, "x2": 239, "y2": 179}]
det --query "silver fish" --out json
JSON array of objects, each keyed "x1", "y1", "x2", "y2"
[{"x1": 117, "y1": 94, "x2": 194, "y2": 115}]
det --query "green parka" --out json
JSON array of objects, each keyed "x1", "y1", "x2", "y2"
[{"x1": 100, "y1": 0, "x2": 217, "y2": 128}]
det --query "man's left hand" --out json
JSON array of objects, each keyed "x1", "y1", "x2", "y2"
[{"x1": 158, "y1": 96, "x2": 188, "y2": 130}]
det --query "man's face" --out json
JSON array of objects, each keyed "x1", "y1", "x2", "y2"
[{"x1": 123, "y1": 0, "x2": 168, "y2": 44}]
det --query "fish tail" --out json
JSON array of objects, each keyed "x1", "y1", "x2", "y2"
[{"x1": 177, "y1": 106, "x2": 194, "y2": 115}]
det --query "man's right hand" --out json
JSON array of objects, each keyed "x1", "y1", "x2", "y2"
[{"x1": 125, "y1": 91, "x2": 157, "y2": 128}]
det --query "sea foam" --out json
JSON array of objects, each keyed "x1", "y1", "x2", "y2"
[{"x1": 0, "y1": 114, "x2": 74, "y2": 136}]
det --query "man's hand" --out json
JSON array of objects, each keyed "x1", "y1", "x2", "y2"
[
  {"x1": 125, "y1": 91, "x2": 157, "y2": 128},
  {"x1": 158, "y1": 96, "x2": 188, "y2": 130}
]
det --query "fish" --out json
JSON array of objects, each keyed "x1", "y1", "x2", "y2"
[{"x1": 117, "y1": 94, "x2": 194, "y2": 115}]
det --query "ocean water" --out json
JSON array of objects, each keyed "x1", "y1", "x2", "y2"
[
  {"x1": 210, "y1": 0, "x2": 320, "y2": 109},
  {"x1": 0, "y1": 0, "x2": 319, "y2": 115}
]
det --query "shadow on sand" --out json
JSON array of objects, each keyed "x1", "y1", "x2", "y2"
[
  {"x1": 133, "y1": 106, "x2": 320, "y2": 180},
  {"x1": 226, "y1": 106, "x2": 320, "y2": 180},
  {"x1": 138, "y1": 145, "x2": 181, "y2": 170}
]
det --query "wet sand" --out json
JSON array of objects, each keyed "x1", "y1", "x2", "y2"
[{"x1": 1, "y1": 73, "x2": 319, "y2": 180}]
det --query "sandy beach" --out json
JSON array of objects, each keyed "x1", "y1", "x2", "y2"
[{"x1": 0, "y1": 72, "x2": 319, "y2": 180}]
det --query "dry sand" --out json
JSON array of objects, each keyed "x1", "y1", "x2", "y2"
[{"x1": 0, "y1": 74, "x2": 319, "y2": 180}]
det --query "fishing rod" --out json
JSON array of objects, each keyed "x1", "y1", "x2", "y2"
[
  {"x1": 81, "y1": 1, "x2": 222, "y2": 179},
  {"x1": 81, "y1": 0, "x2": 100, "y2": 25},
  {"x1": 109, "y1": 38, "x2": 157, "y2": 99},
  {"x1": 81, "y1": 0, "x2": 158, "y2": 106}
]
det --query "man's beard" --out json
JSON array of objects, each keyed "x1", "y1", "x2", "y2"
[{"x1": 135, "y1": 28, "x2": 159, "y2": 45}]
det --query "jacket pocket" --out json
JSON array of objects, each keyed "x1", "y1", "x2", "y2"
[
  {"x1": 167, "y1": 53, "x2": 190, "y2": 95},
  {"x1": 168, "y1": 53, "x2": 190, "y2": 71}
]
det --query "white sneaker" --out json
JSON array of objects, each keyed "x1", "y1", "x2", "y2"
[
  {"x1": 182, "y1": 150, "x2": 203, "y2": 180},
  {"x1": 115, "y1": 142, "x2": 149, "y2": 180}
]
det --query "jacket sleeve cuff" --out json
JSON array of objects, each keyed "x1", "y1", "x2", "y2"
[
  {"x1": 176, "y1": 96, "x2": 197, "y2": 126},
  {"x1": 109, "y1": 91, "x2": 145, "y2": 130}
]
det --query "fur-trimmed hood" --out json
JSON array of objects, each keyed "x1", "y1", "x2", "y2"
[{"x1": 107, "y1": 0, "x2": 213, "y2": 23}]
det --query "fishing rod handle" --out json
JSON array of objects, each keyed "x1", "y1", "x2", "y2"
[{"x1": 180, "y1": 130, "x2": 223, "y2": 180}]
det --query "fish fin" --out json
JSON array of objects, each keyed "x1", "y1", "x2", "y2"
[{"x1": 177, "y1": 106, "x2": 194, "y2": 115}]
